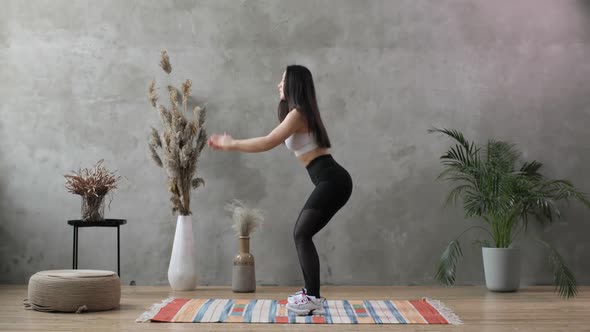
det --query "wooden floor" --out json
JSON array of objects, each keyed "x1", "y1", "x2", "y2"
[{"x1": 1, "y1": 285, "x2": 588, "y2": 331}]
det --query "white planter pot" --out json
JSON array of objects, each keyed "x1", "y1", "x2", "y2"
[
  {"x1": 482, "y1": 247, "x2": 520, "y2": 292},
  {"x1": 167, "y1": 215, "x2": 198, "y2": 291}
]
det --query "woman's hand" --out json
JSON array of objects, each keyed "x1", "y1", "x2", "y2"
[{"x1": 208, "y1": 132, "x2": 234, "y2": 151}]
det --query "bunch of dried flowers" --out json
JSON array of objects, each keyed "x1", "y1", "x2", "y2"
[
  {"x1": 148, "y1": 50, "x2": 207, "y2": 216},
  {"x1": 64, "y1": 159, "x2": 121, "y2": 221}
]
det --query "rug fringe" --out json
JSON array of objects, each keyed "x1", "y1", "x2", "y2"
[
  {"x1": 135, "y1": 297, "x2": 175, "y2": 323},
  {"x1": 422, "y1": 297, "x2": 463, "y2": 325}
]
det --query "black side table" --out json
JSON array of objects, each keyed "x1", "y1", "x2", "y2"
[{"x1": 67, "y1": 219, "x2": 127, "y2": 277}]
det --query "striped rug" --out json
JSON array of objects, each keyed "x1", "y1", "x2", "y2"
[{"x1": 136, "y1": 297, "x2": 462, "y2": 324}]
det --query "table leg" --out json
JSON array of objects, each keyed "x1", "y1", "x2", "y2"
[
  {"x1": 117, "y1": 225, "x2": 120, "y2": 277},
  {"x1": 74, "y1": 226, "x2": 78, "y2": 269},
  {"x1": 72, "y1": 226, "x2": 75, "y2": 269}
]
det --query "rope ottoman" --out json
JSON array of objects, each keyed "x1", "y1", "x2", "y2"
[{"x1": 24, "y1": 270, "x2": 120, "y2": 313}]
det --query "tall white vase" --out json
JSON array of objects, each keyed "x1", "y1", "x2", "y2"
[{"x1": 167, "y1": 215, "x2": 198, "y2": 291}]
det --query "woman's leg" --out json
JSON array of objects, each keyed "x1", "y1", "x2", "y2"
[
  {"x1": 293, "y1": 206, "x2": 337, "y2": 298},
  {"x1": 293, "y1": 157, "x2": 353, "y2": 299}
]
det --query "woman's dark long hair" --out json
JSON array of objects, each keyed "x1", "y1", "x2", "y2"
[{"x1": 278, "y1": 65, "x2": 331, "y2": 148}]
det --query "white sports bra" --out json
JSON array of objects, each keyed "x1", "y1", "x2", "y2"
[{"x1": 285, "y1": 132, "x2": 319, "y2": 156}]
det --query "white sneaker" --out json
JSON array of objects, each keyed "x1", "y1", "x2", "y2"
[
  {"x1": 286, "y1": 295, "x2": 326, "y2": 316},
  {"x1": 287, "y1": 288, "x2": 307, "y2": 304}
]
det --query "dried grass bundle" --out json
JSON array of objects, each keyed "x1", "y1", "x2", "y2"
[
  {"x1": 181, "y1": 79, "x2": 192, "y2": 108},
  {"x1": 225, "y1": 199, "x2": 264, "y2": 237},
  {"x1": 159, "y1": 50, "x2": 172, "y2": 74},
  {"x1": 64, "y1": 159, "x2": 120, "y2": 197},
  {"x1": 168, "y1": 85, "x2": 179, "y2": 112},
  {"x1": 148, "y1": 50, "x2": 208, "y2": 216},
  {"x1": 64, "y1": 159, "x2": 121, "y2": 221},
  {"x1": 148, "y1": 79, "x2": 157, "y2": 107}
]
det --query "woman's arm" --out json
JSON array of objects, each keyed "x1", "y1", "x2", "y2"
[{"x1": 208, "y1": 109, "x2": 303, "y2": 153}]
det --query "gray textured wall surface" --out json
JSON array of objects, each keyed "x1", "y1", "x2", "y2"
[{"x1": 1, "y1": 0, "x2": 589, "y2": 287}]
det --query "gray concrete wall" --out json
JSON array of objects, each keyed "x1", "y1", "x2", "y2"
[{"x1": 1, "y1": 0, "x2": 589, "y2": 287}]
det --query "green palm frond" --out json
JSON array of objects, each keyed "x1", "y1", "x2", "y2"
[
  {"x1": 428, "y1": 127, "x2": 470, "y2": 151},
  {"x1": 531, "y1": 196, "x2": 559, "y2": 224},
  {"x1": 445, "y1": 184, "x2": 473, "y2": 207},
  {"x1": 485, "y1": 140, "x2": 519, "y2": 172},
  {"x1": 435, "y1": 240, "x2": 463, "y2": 286},
  {"x1": 520, "y1": 160, "x2": 543, "y2": 178},
  {"x1": 537, "y1": 240, "x2": 578, "y2": 299},
  {"x1": 428, "y1": 127, "x2": 480, "y2": 168},
  {"x1": 437, "y1": 171, "x2": 478, "y2": 186},
  {"x1": 540, "y1": 180, "x2": 590, "y2": 207},
  {"x1": 436, "y1": 226, "x2": 495, "y2": 285}
]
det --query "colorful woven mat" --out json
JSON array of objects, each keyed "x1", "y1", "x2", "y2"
[{"x1": 137, "y1": 297, "x2": 462, "y2": 324}]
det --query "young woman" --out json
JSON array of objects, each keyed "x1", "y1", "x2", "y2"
[{"x1": 208, "y1": 65, "x2": 353, "y2": 316}]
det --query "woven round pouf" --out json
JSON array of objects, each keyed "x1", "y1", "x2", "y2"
[{"x1": 24, "y1": 270, "x2": 120, "y2": 313}]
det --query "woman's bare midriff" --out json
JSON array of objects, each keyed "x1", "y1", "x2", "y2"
[{"x1": 298, "y1": 147, "x2": 331, "y2": 167}]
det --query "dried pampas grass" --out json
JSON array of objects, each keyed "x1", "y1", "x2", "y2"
[
  {"x1": 168, "y1": 85, "x2": 179, "y2": 112},
  {"x1": 148, "y1": 50, "x2": 207, "y2": 216},
  {"x1": 148, "y1": 79, "x2": 157, "y2": 107},
  {"x1": 159, "y1": 50, "x2": 172, "y2": 74},
  {"x1": 225, "y1": 199, "x2": 264, "y2": 237},
  {"x1": 181, "y1": 79, "x2": 192, "y2": 107}
]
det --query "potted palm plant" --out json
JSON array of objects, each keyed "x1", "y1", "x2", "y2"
[
  {"x1": 147, "y1": 50, "x2": 208, "y2": 291},
  {"x1": 429, "y1": 127, "x2": 590, "y2": 298}
]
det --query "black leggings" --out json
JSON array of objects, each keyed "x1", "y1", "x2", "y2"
[{"x1": 293, "y1": 154, "x2": 353, "y2": 298}]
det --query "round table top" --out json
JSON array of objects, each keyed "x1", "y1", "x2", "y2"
[{"x1": 67, "y1": 219, "x2": 127, "y2": 227}]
